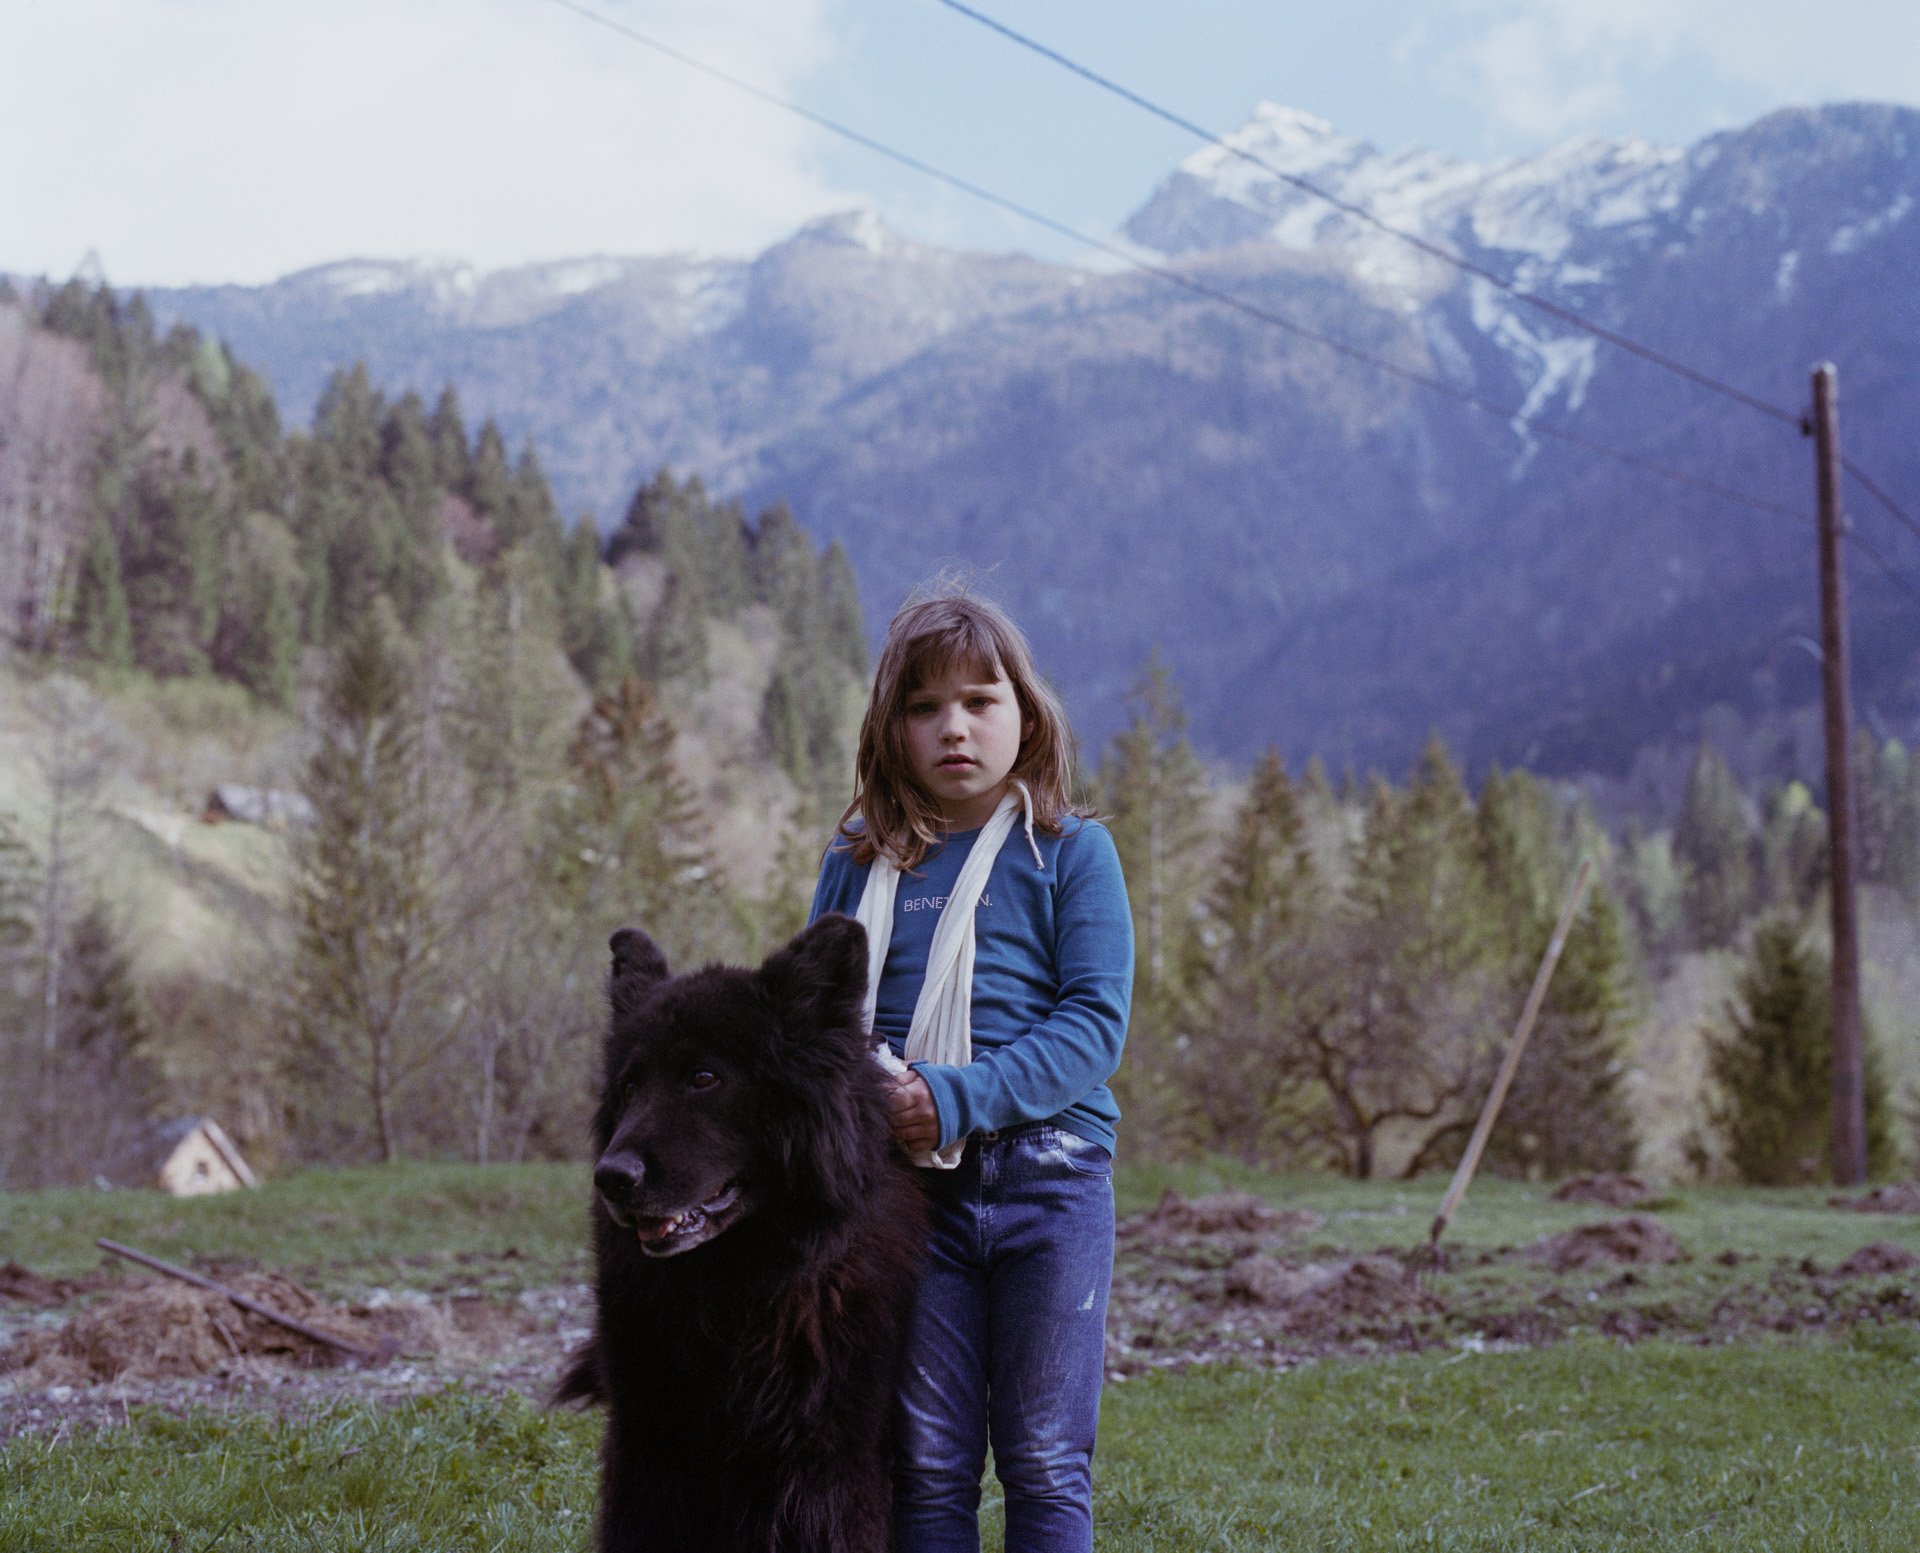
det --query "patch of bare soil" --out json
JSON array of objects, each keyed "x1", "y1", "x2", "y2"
[
  {"x1": 3, "y1": 1274, "x2": 390, "y2": 1386},
  {"x1": 0, "y1": 1267, "x2": 593, "y2": 1441},
  {"x1": 1551, "y1": 1174, "x2": 1662, "y2": 1210},
  {"x1": 1107, "y1": 1192, "x2": 1442, "y2": 1379},
  {"x1": 1225, "y1": 1253, "x2": 1443, "y2": 1330},
  {"x1": 1124, "y1": 1189, "x2": 1325, "y2": 1242},
  {"x1": 1834, "y1": 1243, "x2": 1920, "y2": 1278},
  {"x1": 1526, "y1": 1215, "x2": 1687, "y2": 1272},
  {"x1": 0, "y1": 1263, "x2": 88, "y2": 1306},
  {"x1": 1831, "y1": 1183, "x2": 1920, "y2": 1215}
]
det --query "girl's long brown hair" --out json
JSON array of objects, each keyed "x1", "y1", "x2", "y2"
[{"x1": 839, "y1": 585, "x2": 1080, "y2": 870}]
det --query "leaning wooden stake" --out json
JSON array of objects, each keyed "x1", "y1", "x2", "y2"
[
  {"x1": 96, "y1": 1238, "x2": 385, "y2": 1363},
  {"x1": 1428, "y1": 858, "x2": 1595, "y2": 1255}
]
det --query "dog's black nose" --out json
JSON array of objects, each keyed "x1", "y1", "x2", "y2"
[{"x1": 595, "y1": 1157, "x2": 645, "y2": 1207}]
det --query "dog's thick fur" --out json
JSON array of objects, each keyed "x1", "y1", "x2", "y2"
[{"x1": 555, "y1": 915, "x2": 926, "y2": 1553}]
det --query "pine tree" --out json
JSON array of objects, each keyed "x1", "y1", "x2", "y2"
[
  {"x1": 761, "y1": 663, "x2": 812, "y2": 783},
  {"x1": 379, "y1": 392, "x2": 446, "y2": 627},
  {"x1": 693, "y1": 495, "x2": 752, "y2": 617},
  {"x1": 298, "y1": 434, "x2": 398, "y2": 646},
  {"x1": 606, "y1": 468, "x2": 678, "y2": 566},
  {"x1": 212, "y1": 512, "x2": 303, "y2": 707},
  {"x1": 447, "y1": 546, "x2": 576, "y2": 808},
  {"x1": 1620, "y1": 820, "x2": 1685, "y2": 962},
  {"x1": 121, "y1": 454, "x2": 220, "y2": 676},
  {"x1": 1758, "y1": 781, "x2": 1826, "y2": 914},
  {"x1": 428, "y1": 385, "x2": 471, "y2": 493},
  {"x1": 1703, "y1": 917, "x2": 1893, "y2": 1183},
  {"x1": 1327, "y1": 739, "x2": 1504, "y2": 1179},
  {"x1": 255, "y1": 561, "x2": 301, "y2": 708},
  {"x1": 1100, "y1": 651, "x2": 1210, "y2": 1015},
  {"x1": 68, "y1": 511, "x2": 134, "y2": 670},
  {"x1": 1474, "y1": 768, "x2": 1558, "y2": 947},
  {"x1": 756, "y1": 506, "x2": 816, "y2": 643},
  {"x1": 313, "y1": 365, "x2": 385, "y2": 489},
  {"x1": 467, "y1": 419, "x2": 514, "y2": 522},
  {"x1": 50, "y1": 903, "x2": 154, "y2": 1170},
  {"x1": 1856, "y1": 736, "x2": 1920, "y2": 901},
  {"x1": 1098, "y1": 652, "x2": 1211, "y2": 1146},
  {"x1": 291, "y1": 600, "x2": 443, "y2": 1162},
  {"x1": 745, "y1": 500, "x2": 804, "y2": 596},
  {"x1": 1674, "y1": 741, "x2": 1756, "y2": 949},
  {"x1": 505, "y1": 442, "x2": 565, "y2": 571},
  {"x1": 1177, "y1": 748, "x2": 1318, "y2": 1161},
  {"x1": 1888, "y1": 745, "x2": 1920, "y2": 904},
  {"x1": 643, "y1": 571, "x2": 708, "y2": 686},
  {"x1": 1490, "y1": 881, "x2": 1640, "y2": 1176},
  {"x1": 755, "y1": 807, "x2": 828, "y2": 955},
  {"x1": 550, "y1": 676, "x2": 734, "y2": 969},
  {"x1": 1350, "y1": 738, "x2": 1497, "y2": 985},
  {"x1": 557, "y1": 518, "x2": 634, "y2": 689},
  {"x1": 818, "y1": 541, "x2": 868, "y2": 677}
]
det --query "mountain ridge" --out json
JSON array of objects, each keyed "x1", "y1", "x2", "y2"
[{"x1": 106, "y1": 100, "x2": 1920, "y2": 779}]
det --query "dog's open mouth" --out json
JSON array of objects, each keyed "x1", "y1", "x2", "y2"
[{"x1": 631, "y1": 1181, "x2": 744, "y2": 1256}]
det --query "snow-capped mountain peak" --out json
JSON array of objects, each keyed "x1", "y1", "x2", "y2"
[
  {"x1": 791, "y1": 207, "x2": 905, "y2": 256},
  {"x1": 1126, "y1": 104, "x2": 1692, "y2": 276}
]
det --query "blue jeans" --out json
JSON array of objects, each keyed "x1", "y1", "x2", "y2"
[{"x1": 894, "y1": 1123, "x2": 1115, "y2": 1553}]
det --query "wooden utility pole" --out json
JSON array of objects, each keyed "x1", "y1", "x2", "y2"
[{"x1": 1810, "y1": 362, "x2": 1867, "y2": 1186}]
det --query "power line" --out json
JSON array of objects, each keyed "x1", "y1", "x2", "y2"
[
  {"x1": 543, "y1": 0, "x2": 1810, "y2": 531},
  {"x1": 1842, "y1": 455, "x2": 1920, "y2": 548},
  {"x1": 932, "y1": 0, "x2": 1807, "y2": 430},
  {"x1": 937, "y1": 0, "x2": 1920, "y2": 570},
  {"x1": 1846, "y1": 527, "x2": 1920, "y2": 615}
]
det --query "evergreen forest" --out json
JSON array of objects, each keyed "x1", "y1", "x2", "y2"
[{"x1": 3, "y1": 279, "x2": 1920, "y2": 1189}]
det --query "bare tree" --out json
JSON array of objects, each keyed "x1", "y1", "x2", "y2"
[
  {"x1": 27, "y1": 676, "x2": 114, "y2": 1175},
  {"x1": 1179, "y1": 747, "x2": 1511, "y2": 1179},
  {"x1": 0, "y1": 308, "x2": 106, "y2": 653},
  {"x1": 0, "y1": 677, "x2": 149, "y2": 1188},
  {"x1": 1281, "y1": 917, "x2": 1503, "y2": 1179}
]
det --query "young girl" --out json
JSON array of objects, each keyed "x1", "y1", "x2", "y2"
[{"x1": 808, "y1": 588, "x2": 1133, "y2": 1553}]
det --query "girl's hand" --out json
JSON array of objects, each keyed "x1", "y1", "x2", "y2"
[{"x1": 887, "y1": 1071, "x2": 940, "y2": 1155}]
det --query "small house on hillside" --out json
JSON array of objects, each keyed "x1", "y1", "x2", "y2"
[
  {"x1": 97, "y1": 1118, "x2": 259, "y2": 1196},
  {"x1": 201, "y1": 785, "x2": 316, "y2": 830}
]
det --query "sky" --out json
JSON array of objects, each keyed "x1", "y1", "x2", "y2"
[{"x1": 5, "y1": 0, "x2": 1919, "y2": 287}]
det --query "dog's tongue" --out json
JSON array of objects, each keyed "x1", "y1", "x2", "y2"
[{"x1": 633, "y1": 1216, "x2": 679, "y2": 1243}]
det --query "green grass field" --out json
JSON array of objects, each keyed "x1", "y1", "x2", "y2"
[
  {"x1": 0, "y1": 1163, "x2": 591, "y2": 1298},
  {"x1": 9, "y1": 1157, "x2": 1915, "y2": 1293},
  {"x1": 6, "y1": 1162, "x2": 1920, "y2": 1549},
  {"x1": 4, "y1": 1340, "x2": 1918, "y2": 1550}
]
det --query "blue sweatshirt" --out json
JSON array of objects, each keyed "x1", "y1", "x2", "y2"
[{"x1": 808, "y1": 815, "x2": 1134, "y2": 1155}]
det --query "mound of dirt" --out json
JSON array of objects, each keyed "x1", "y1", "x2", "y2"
[
  {"x1": 355, "y1": 1293, "x2": 533, "y2": 1367},
  {"x1": 1126, "y1": 1189, "x2": 1325, "y2": 1240},
  {"x1": 1830, "y1": 1184, "x2": 1920, "y2": 1215},
  {"x1": 1528, "y1": 1215, "x2": 1686, "y2": 1272},
  {"x1": 2, "y1": 1273, "x2": 386, "y2": 1387},
  {"x1": 1552, "y1": 1174, "x2": 1660, "y2": 1209},
  {"x1": 1224, "y1": 1253, "x2": 1442, "y2": 1328},
  {"x1": 0, "y1": 1263, "x2": 82, "y2": 1307},
  {"x1": 1834, "y1": 1242, "x2": 1920, "y2": 1278}
]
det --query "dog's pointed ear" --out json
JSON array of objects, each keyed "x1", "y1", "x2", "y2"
[
  {"x1": 608, "y1": 928, "x2": 670, "y2": 996},
  {"x1": 762, "y1": 914, "x2": 867, "y2": 1037}
]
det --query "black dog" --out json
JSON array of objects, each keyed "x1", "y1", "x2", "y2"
[{"x1": 556, "y1": 915, "x2": 926, "y2": 1553}]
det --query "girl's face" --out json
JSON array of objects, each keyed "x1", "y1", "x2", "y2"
[{"x1": 902, "y1": 659, "x2": 1030, "y2": 830}]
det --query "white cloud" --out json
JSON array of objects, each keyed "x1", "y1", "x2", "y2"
[
  {"x1": 1419, "y1": 0, "x2": 1920, "y2": 138},
  {"x1": 1, "y1": 0, "x2": 855, "y2": 285}
]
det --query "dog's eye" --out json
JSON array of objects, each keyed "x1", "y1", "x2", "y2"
[{"x1": 688, "y1": 1070, "x2": 719, "y2": 1092}]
